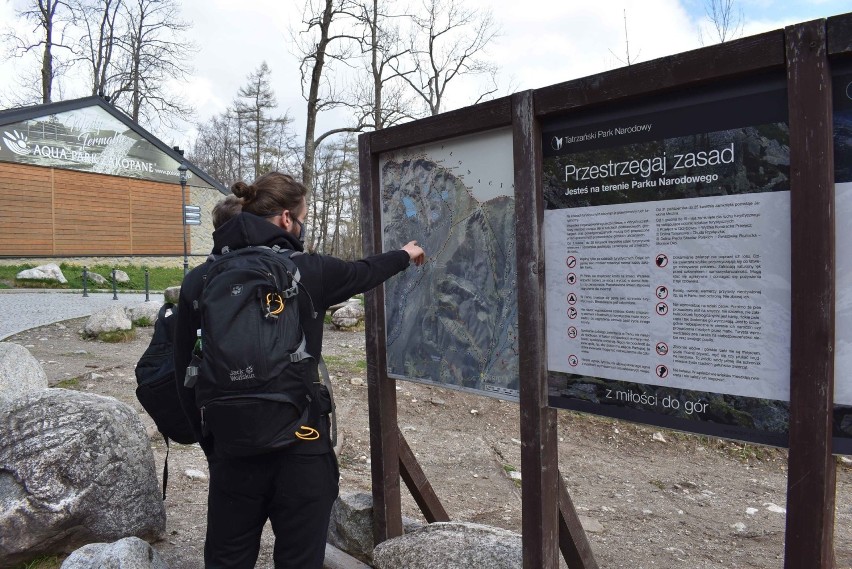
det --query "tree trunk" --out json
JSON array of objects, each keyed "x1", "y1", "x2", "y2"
[
  {"x1": 302, "y1": 0, "x2": 334, "y2": 193},
  {"x1": 41, "y1": 0, "x2": 54, "y2": 104}
]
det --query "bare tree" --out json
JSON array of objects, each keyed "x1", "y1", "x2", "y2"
[
  {"x1": 189, "y1": 110, "x2": 240, "y2": 185},
  {"x1": 189, "y1": 72, "x2": 299, "y2": 188},
  {"x1": 701, "y1": 0, "x2": 743, "y2": 44},
  {"x1": 393, "y1": 0, "x2": 498, "y2": 116},
  {"x1": 3, "y1": 0, "x2": 76, "y2": 103},
  {"x1": 310, "y1": 134, "x2": 359, "y2": 257},
  {"x1": 350, "y1": 0, "x2": 416, "y2": 130},
  {"x1": 609, "y1": 9, "x2": 641, "y2": 66},
  {"x1": 294, "y1": 0, "x2": 366, "y2": 192},
  {"x1": 71, "y1": 0, "x2": 124, "y2": 97},
  {"x1": 236, "y1": 62, "x2": 279, "y2": 180},
  {"x1": 110, "y1": 0, "x2": 196, "y2": 128}
]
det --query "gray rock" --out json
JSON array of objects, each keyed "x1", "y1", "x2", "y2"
[
  {"x1": 327, "y1": 492, "x2": 423, "y2": 564},
  {"x1": 126, "y1": 302, "x2": 162, "y2": 326},
  {"x1": 0, "y1": 343, "x2": 48, "y2": 402},
  {"x1": 327, "y1": 493, "x2": 375, "y2": 563},
  {"x1": 86, "y1": 272, "x2": 108, "y2": 285},
  {"x1": 16, "y1": 263, "x2": 67, "y2": 284},
  {"x1": 61, "y1": 537, "x2": 168, "y2": 569},
  {"x1": 331, "y1": 303, "x2": 365, "y2": 329},
  {"x1": 0, "y1": 389, "x2": 166, "y2": 566},
  {"x1": 578, "y1": 515, "x2": 604, "y2": 533},
  {"x1": 163, "y1": 286, "x2": 181, "y2": 305},
  {"x1": 84, "y1": 305, "x2": 132, "y2": 336},
  {"x1": 114, "y1": 270, "x2": 131, "y2": 284},
  {"x1": 372, "y1": 522, "x2": 522, "y2": 569}
]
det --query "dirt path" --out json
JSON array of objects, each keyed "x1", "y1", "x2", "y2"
[{"x1": 6, "y1": 319, "x2": 852, "y2": 568}]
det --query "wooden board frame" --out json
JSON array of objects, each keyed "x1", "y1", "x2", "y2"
[{"x1": 358, "y1": 13, "x2": 851, "y2": 569}]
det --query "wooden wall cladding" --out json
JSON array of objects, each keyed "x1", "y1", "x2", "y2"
[
  {"x1": 0, "y1": 162, "x2": 186, "y2": 256},
  {"x1": 0, "y1": 163, "x2": 54, "y2": 255}
]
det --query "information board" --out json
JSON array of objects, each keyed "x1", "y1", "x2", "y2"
[
  {"x1": 380, "y1": 128, "x2": 520, "y2": 399},
  {"x1": 833, "y1": 68, "x2": 852, "y2": 454},
  {"x1": 542, "y1": 76, "x2": 797, "y2": 446}
]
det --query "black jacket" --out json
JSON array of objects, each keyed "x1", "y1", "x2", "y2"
[{"x1": 174, "y1": 212, "x2": 411, "y2": 457}]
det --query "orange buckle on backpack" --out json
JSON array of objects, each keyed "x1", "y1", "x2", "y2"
[{"x1": 295, "y1": 426, "x2": 320, "y2": 441}]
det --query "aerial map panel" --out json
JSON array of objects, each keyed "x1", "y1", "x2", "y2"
[{"x1": 379, "y1": 128, "x2": 519, "y2": 399}]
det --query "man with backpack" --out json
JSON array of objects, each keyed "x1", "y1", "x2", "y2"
[{"x1": 173, "y1": 171, "x2": 425, "y2": 569}]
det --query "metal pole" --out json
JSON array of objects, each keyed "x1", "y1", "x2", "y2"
[
  {"x1": 180, "y1": 177, "x2": 189, "y2": 276},
  {"x1": 144, "y1": 268, "x2": 150, "y2": 302},
  {"x1": 82, "y1": 266, "x2": 88, "y2": 297},
  {"x1": 111, "y1": 268, "x2": 118, "y2": 300}
]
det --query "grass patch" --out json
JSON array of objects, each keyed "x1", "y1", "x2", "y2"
[
  {"x1": 13, "y1": 554, "x2": 64, "y2": 569},
  {"x1": 0, "y1": 263, "x2": 185, "y2": 291},
  {"x1": 56, "y1": 376, "x2": 82, "y2": 389},
  {"x1": 69, "y1": 264, "x2": 185, "y2": 291},
  {"x1": 133, "y1": 316, "x2": 153, "y2": 327},
  {"x1": 97, "y1": 329, "x2": 136, "y2": 343},
  {"x1": 323, "y1": 354, "x2": 366, "y2": 375},
  {"x1": 503, "y1": 464, "x2": 521, "y2": 488}
]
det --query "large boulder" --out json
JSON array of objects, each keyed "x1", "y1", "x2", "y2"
[
  {"x1": 16, "y1": 263, "x2": 67, "y2": 284},
  {"x1": 0, "y1": 389, "x2": 166, "y2": 566},
  {"x1": 0, "y1": 343, "x2": 48, "y2": 403},
  {"x1": 61, "y1": 537, "x2": 167, "y2": 569},
  {"x1": 331, "y1": 303, "x2": 365, "y2": 330},
  {"x1": 86, "y1": 272, "x2": 108, "y2": 286},
  {"x1": 83, "y1": 305, "x2": 132, "y2": 336},
  {"x1": 163, "y1": 286, "x2": 181, "y2": 305},
  {"x1": 125, "y1": 302, "x2": 162, "y2": 326},
  {"x1": 372, "y1": 522, "x2": 522, "y2": 569},
  {"x1": 113, "y1": 270, "x2": 131, "y2": 284}
]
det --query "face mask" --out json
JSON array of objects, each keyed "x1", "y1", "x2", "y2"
[{"x1": 293, "y1": 217, "x2": 306, "y2": 244}]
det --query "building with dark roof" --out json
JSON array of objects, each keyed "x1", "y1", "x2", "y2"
[{"x1": 0, "y1": 96, "x2": 226, "y2": 261}]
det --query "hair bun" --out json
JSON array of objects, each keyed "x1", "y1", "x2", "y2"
[{"x1": 231, "y1": 181, "x2": 257, "y2": 201}]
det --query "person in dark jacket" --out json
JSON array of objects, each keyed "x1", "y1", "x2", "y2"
[{"x1": 174, "y1": 171, "x2": 425, "y2": 569}]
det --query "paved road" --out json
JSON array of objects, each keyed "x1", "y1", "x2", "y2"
[{"x1": 0, "y1": 290, "x2": 164, "y2": 341}]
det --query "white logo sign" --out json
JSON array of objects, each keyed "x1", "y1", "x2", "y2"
[
  {"x1": 229, "y1": 366, "x2": 256, "y2": 382},
  {"x1": 551, "y1": 136, "x2": 564, "y2": 151},
  {"x1": 2, "y1": 130, "x2": 30, "y2": 156}
]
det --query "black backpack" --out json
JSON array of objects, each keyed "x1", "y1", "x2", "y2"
[
  {"x1": 135, "y1": 302, "x2": 197, "y2": 445},
  {"x1": 193, "y1": 245, "x2": 331, "y2": 457},
  {"x1": 135, "y1": 302, "x2": 198, "y2": 500}
]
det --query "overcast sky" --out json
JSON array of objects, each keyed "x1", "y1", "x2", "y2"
[{"x1": 1, "y1": 0, "x2": 849, "y2": 150}]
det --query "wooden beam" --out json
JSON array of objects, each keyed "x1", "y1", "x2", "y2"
[
  {"x1": 557, "y1": 474, "x2": 599, "y2": 569},
  {"x1": 827, "y1": 12, "x2": 852, "y2": 55},
  {"x1": 512, "y1": 89, "x2": 563, "y2": 569},
  {"x1": 783, "y1": 19, "x2": 837, "y2": 569},
  {"x1": 369, "y1": 97, "x2": 512, "y2": 154},
  {"x1": 359, "y1": 132, "x2": 403, "y2": 544},
  {"x1": 398, "y1": 430, "x2": 450, "y2": 523}
]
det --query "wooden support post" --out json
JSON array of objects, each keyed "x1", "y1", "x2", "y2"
[
  {"x1": 359, "y1": 133, "x2": 403, "y2": 544},
  {"x1": 512, "y1": 89, "x2": 561, "y2": 569},
  {"x1": 558, "y1": 474, "x2": 599, "y2": 569},
  {"x1": 783, "y1": 19, "x2": 837, "y2": 569},
  {"x1": 398, "y1": 429, "x2": 450, "y2": 523}
]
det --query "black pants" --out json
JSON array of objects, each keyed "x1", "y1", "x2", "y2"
[{"x1": 204, "y1": 451, "x2": 339, "y2": 569}]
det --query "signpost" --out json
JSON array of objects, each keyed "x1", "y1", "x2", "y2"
[{"x1": 183, "y1": 205, "x2": 201, "y2": 226}]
